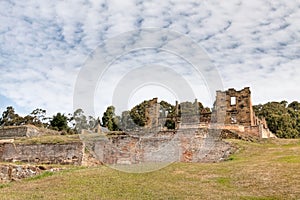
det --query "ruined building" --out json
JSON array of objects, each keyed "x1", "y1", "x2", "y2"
[{"x1": 146, "y1": 87, "x2": 275, "y2": 138}]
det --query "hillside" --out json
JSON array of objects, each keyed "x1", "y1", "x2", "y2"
[{"x1": 0, "y1": 138, "x2": 299, "y2": 199}]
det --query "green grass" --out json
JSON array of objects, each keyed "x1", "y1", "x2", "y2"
[
  {"x1": 14, "y1": 135, "x2": 81, "y2": 144},
  {"x1": 0, "y1": 138, "x2": 299, "y2": 199},
  {"x1": 276, "y1": 155, "x2": 300, "y2": 163},
  {"x1": 215, "y1": 177, "x2": 231, "y2": 187},
  {"x1": 26, "y1": 171, "x2": 54, "y2": 181}
]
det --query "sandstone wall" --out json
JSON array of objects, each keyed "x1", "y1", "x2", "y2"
[
  {"x1": 84, "y1": 128, "x2": 235, "y2": 165},
  {"x1": 259, "y1": 124, "x2": 277, "y2": 138},
  {"x1": 244, "y1": 126, "x2": 260, "y2": 137},
  {"x1": 0, "y1": 142, "x2": 84, "y2": 165},
  {"x1": 214, "y1": 87, "x2": 254, "y2": 126}
]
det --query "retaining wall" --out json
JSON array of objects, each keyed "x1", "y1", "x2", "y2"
[
  {"x1": 84, "y1": 128, "x2": 235, "y2": 165},
  {"x1": 0, "y1": 126, "x2": 40, "y2": 138},
  {"x1": 0, "y1": 142, "x2": 84, "y2": 165}
]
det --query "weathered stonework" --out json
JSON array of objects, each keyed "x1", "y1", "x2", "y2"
[
  {"x1": 83, "y1": 129, "x2": 235, "y2": 165},
  {"x1": 0, "y1": 164, "x2": 41, "y2": 182},
  {"x1": 144, "y1": 98, "x2": 160, "y2": 129},
  {"x1": 0, "y1": 142, "x2": 84, "y2": 165},
  {"x1": 0, "y1": 164, "x2": 61, "y2": 183},
  {"x1": 213, "y1": 87, "x2": 275, "y2": 138},
  {"x1": 214, "y1": 87, "x2": 254, "y2": 126},
  {"x1": 144, "y1": 87, "x2": 275, "y2": 139}
]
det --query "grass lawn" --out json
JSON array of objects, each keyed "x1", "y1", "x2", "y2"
[{"x1": 0, "y1": 139, "x2": 299, "y2": 199}]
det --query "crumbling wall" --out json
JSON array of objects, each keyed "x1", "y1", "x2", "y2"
[
  {"x1": 144, "y1": 98, "x2": 159, "y2": 129},
  {"x1": 214, "y1": 87, "x2": 254, "y2": 126},
  {"x1": 259, "y1": 124, "x2": 276, "y2": 138},
  {"x1": 86, "y1": 128, "x2": 235, "y2": 164},
  {"x1": 0, "y1": 164, "x2": 41, "y2": 182},
  {"x1": 253, "y1": 113, "x2": 268, "y2": 128},
  {"x1": 244, "y1": 126, "x2": 260, "y2": 137},
  {"x1": 0, "y1": 164, "x2": 61, "y2": 183},
  {"x1": 212, "y1": 87, "x2": 275, "y2": 138},
  {"x1": 0, "y1": 142, "x2": 84, "y2": 165}
]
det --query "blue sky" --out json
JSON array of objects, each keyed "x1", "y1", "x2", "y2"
[{"x1": 0, "y1": 0, "x2": 299, "y2": 117}]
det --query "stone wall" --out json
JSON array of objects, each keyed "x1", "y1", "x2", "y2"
[
  {"x1": 258, "y1": 124, "x2": 276, "y2": 138},
  {"x1": 0, "y1": 126, "x2": 40, "y2": 138},
  {"x1": 214, "y1": 87, "x2": 254, "y2": 126},
  {"x1": 0, "y1": 142, "x2": 84, "y2": 165},
  {"x1": 145, "y1": 98, "x2": 159, "y2": 128},
  {"x1": 84, "y1": 128, "x2": 235, "y2": 165}
]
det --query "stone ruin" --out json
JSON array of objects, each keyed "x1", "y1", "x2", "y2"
[
  {"x1": 0, "y1": 164, "x2": 61, "y2": 183},
  {"x1": 81, "y1": 87, "x2": 275, "y2": 167},
  {"x1": 0, "y1": 87, "x2": 275, "y2": 172},
  {"x1": 212, "y1": 87, "x2": 275, "y2": 138},
  {"x1": 145, "y1": 87, "x2": 276, "y2": 138}
]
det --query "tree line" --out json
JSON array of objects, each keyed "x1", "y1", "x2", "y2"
[{"x1": 0, "y1": 100, "x2": 209, "y2": 133}]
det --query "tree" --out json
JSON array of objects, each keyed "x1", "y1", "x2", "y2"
[
  {"x1": 0, "y1": 106, "x2": 24, "y2": 126},
  {"x1": 288, "y1": 101, "x2": 300, "y2": 112},
  {"x1": 165, "y1": 119, "x2": 175, "y2": 129},
  {"x1": 160, "y1": 101, "x2": 176, "y2": 129},
  {"x1": 72, "y1": 109, "x2": 88, "y2": 133},
  {"x1": 88, "y1": 116, "x2": 97, "y2": 130},
  {"x1": 129, "y1": 101, "x2": 148, "y2": 127},
  {"x1": 120, "y1": 110, "x2": 141, "y2": 131},
  {"x1": 102, "y1": 106, "x2": 120, "y2": 131},
  {"x1": 19, "y1": 108, "x2": 47, "y2": 127},
  {"x1": 253, "y1": 101, "x2": 300, "y2": 138},
  {"x1": 50, "y1": 113, "x2": 68, "y2": 131},
  {"x1": 30, "y1": 108, "x2": 46, "y2": 126}
]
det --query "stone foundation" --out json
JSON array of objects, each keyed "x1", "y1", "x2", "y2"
[
  {"x1": 0, "y1": 164, "x2": 41, "y2": 182},
  {"x1": 0, "y1": 164, "x2": 61, "y2": 183}
]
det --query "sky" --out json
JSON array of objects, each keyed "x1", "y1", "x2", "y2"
[{"x1": 0, "y1": 0, "x2": 299, "y2": 118}]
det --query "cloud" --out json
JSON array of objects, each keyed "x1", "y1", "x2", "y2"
[{"x1": 0, "y1": 0, "x2": 299, "y2": 117}]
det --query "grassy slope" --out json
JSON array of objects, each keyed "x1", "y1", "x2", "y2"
[{"x1": 0, "y1": 139, "x2": 299, "y2": 200}]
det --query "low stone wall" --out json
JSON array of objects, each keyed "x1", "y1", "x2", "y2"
[
  {"x1": 0, "y1": 126, "x2": 40, "y2": 138},
  {"x1": 0, "y1": 142, "x2": 84, "y2": 165}
]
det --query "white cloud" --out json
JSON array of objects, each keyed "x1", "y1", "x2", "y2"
[{"x1": 0, "y1": 0, "x2": 299, "y2": 118}]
